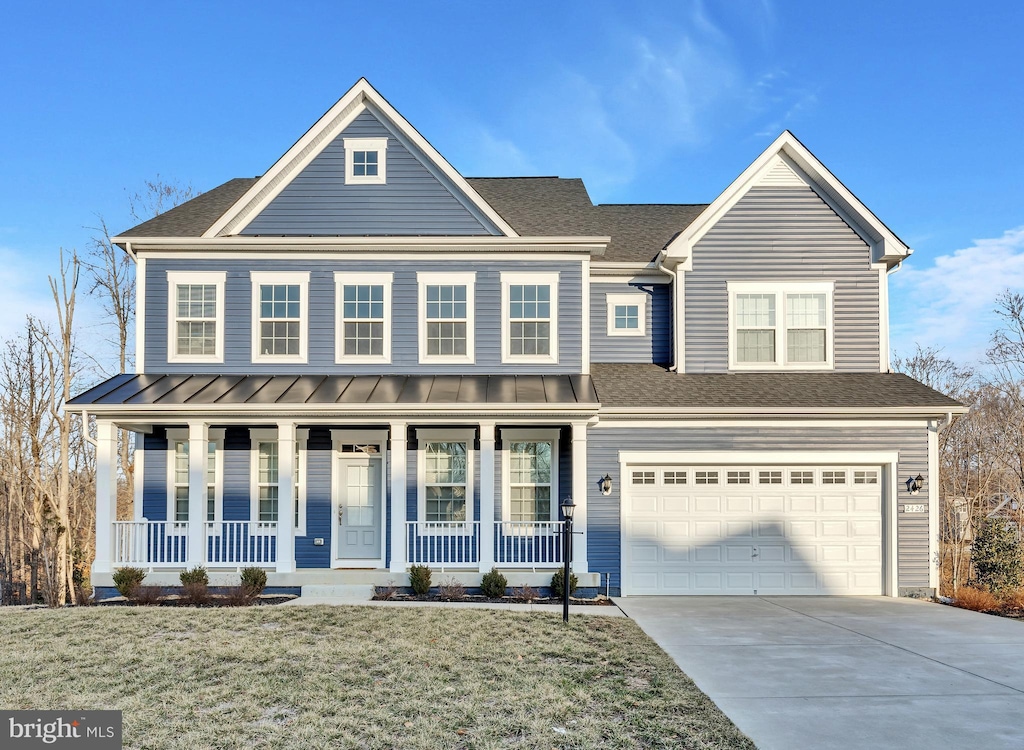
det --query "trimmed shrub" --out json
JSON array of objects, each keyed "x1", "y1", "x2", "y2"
[
  {"x1": 132, "y1": 586, "x2": 165, "y2": 606},
  {"x1": 437, "y1": 578, "x2": 466, "y2": 601},
  {"x1": 972, "y1": 518, "x2": 1024, "y2": 594},
  {"x1": 180, "y1": 566, "x2": 209, "y2": 586},
  {"x1": 222, "y1": 586, "x2": 255, "y2": 607},
  {"x1": 180, "y1": 581, "x2": 211, "y2": 607},
  {"x1": 952, "y1": 586, "x2": 999, "y2": 612},
  {"x1": 112, "y1": 567, "x2": 146, "y2": 598},
  {"x1": 240, "y1": 567, "x2": 267, "y2": 596},
  {"x1": 480, "y1": 568, "x2": 508, "y2": 599},
  {"x1": 550, "y1": 568, "x2": 578, "y2": 599},
  {"x1": 513, "y1": 584, "x2": 538, "y2": 603},
  {"x1": 409, "y1": 564, "x2": 432, "y2": 596}
]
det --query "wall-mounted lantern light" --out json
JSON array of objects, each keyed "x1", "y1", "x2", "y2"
[
  {"x1": 601, "y1": 474, "x2": 613, "y2": 496},
  {"x1": 906, "y1": 474, "x2": 924, "y2": 495}
]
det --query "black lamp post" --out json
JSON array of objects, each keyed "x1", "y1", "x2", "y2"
[{"x1": 560, "y1": 496, "x2": 576, "y2": 622}]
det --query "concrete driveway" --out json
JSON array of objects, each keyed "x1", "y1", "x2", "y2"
[{"x1": 616, "y1": 596, "x2": 1024, "y2": 750}]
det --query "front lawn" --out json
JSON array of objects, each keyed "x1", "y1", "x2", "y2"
[{"x1": 0, "y1": 606, "x2": 753, "y2": 749}]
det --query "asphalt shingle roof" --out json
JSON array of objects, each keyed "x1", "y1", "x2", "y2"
[
  {"x1": 115, "y1": 175, "x2": 709, "y2": 263},
  {"x1": 590, "y1": 363, "x2": 963, "y2": 410}
]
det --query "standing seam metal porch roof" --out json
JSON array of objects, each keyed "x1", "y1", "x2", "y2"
[{"x1": 67, "y1": 373, "x2": 600, "y2": 409}]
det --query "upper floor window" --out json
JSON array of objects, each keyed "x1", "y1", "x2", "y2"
[
  {"x1": 501, "y1": 272, "x2": 558, "y2": 363},
  {"x1": 344, "y1": 137, "x2": 387, "y2": 185},
  {"x1": 606, "y1": 292, "x2": 646, "y2": 337},
  {"x1": 418, "y1": 272, "x2": 475, "y2": 364},
  {"x1": 250, "y1": 272, "x2": 309, "y2": 364},
  {"x1": 728, "y1": 282, "x2": 834, "y2": 370},
  {"x1": 335, "y1": 272, "x2": 392, "y2": 363},
  {"x1": 166, "y1": 271, "x2": 225, "y2": 363}
]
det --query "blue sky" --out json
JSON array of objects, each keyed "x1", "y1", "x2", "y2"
[{"x1": 2, "y1": 1, "x2": 1022, "y2": 368}]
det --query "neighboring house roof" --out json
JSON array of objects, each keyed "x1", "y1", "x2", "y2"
[
  {"x1": 67, "y1": 373, "x2": 600, "y2": 411},
  {"x1": 590, "y1": 364, "x2": 964, "y2": 413}
]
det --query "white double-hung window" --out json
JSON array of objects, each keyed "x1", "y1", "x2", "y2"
[
  {"x1": 166, "y1": 271, "x2": 225, "y2": 363},
  {"x1": 728, "y1": 281, "x2": 834, "y2": 369},
  {"x1": 418, "y1": 272, "x2": 475, "y2": 364},
  {"x1": 502, "y1": 429, "x2": 558, "y2": 524},
  {"x1": 417, "y1": 429, "x2": 474, "y2": 530},
  {"x1": 501, "y1": 272, "x2": 559, "y2": 363},
  {"x1": 249, "y1": 429, "x2": 306, "y2": 534},
  {"x1": 166, "y1": 428, "x2": 223, "y2": 528},
  {"x1": 335, "y1": 272, "x2": 392, "y2": 363},
  {"x1": 251, "y1": 271, "x2": 309, "y2": 363}
]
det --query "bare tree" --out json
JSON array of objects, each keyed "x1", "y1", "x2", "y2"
[{"x1": 126, "y1": 175, "x2": 197, "y2": 224}]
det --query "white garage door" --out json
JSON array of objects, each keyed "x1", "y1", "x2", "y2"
[{"x1": 623, "y1": 464, "x2": 883, "y2": 595}]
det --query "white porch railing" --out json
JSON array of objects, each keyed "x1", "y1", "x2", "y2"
[
  {"x1": 113, "y1": 521, "x2": 189, "y2": 567},
  {"x1": 494, "y1": 521, "x2": 564, "y2": 568},
  {"x1": 406, "y1": 522, "x2": 480, "y2": 568},
  {"x1": 112, "y1": 520, "x2": 277, "y2": 568},
  {"x1": 206, "y1": 521, "x2": 277, "y2": 566}
]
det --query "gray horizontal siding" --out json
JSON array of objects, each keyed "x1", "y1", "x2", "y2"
[
  {"x1": 590, "y1": 282, "x2": 670, "y2": 363},
  {"x1": 147, "y1": 259, "x2": 583, "y2": 374},
  {"x1": 587, "y1": 425, "x2": 930, "y2": 595},
  {"x1": 686, "y1": 186, "x2": 880, "y2": 373},
  {"x1": 242, "y1": 109, "x2": 499, "y2": 236}
]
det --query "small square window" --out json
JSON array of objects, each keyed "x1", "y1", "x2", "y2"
[
  {"x1": 695, "y1": 470, "x2": 719, "y2": 485},
  {"x1": 344, "y1": 137, "x2": 387, "y2": 184},
  {"x1": 727, "y1": 470, "x2": 751, "y2": 485},
  {"x1": 632, "y1": 471, "x2": 655, "y2": 485},
  {"x1": 352, "y1": 150, "x2": 378, "y2": 177},
  {"x1": 606, "y1": 293, "x2": 647, "y2": 337}
]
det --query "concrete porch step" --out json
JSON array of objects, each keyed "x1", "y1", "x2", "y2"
[{"x1": 299, "y1": 584, "x2": 374, "y2": 601}]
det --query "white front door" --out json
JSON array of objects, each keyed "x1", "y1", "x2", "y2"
[{"x1": 333, "y1": 455, "x2": 383, "y2": 565}]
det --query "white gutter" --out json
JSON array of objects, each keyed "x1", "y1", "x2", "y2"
[{"x1": 113, "y1": 235, "x2": 611, "y2": 252}]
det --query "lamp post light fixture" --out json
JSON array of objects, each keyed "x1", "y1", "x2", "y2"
[{"x1": 560, "y1": 496, "x2": 576, "y2": 623}]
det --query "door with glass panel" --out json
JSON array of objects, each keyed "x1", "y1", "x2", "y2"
[{"x1": 335, "y1": 450, "x2": 382, "y2": 561}]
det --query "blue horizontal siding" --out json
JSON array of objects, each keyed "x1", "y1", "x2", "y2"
[
  {"x1": 147, "y1": 259, "x2": 584, "y2": 374},
  {"x1": 590, "y1": 282, "x2": 670, "y2": 363},
  {"x1": 242, "y1": 108, "x2": 499, "y2": 237}
]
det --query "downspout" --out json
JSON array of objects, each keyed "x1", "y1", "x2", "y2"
[{"x1": 655, "y1": 250, "x2": 677, "y2": 371}]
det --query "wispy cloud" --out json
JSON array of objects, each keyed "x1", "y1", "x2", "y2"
[
  {"x1": 890, "y1": 226, "x2": 1024, "y2": 363},
  {"x1": 0, "y1": 247, "x2": 59, "y2": 343}
]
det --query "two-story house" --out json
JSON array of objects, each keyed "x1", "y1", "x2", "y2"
[{"x1": 70, "y1": 79, "x2": 962, "y2": 600}]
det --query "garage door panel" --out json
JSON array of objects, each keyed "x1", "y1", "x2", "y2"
[{"x1": 625, "y1": 463, "x2": 884, "y2": 596}]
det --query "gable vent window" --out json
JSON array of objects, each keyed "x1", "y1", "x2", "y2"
[{"x1": 344, "y1": 137, "x2": 387, "y2": 185}]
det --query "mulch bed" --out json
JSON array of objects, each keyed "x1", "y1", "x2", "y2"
[{"x1": 373, "y1": 592, "x2": 615, "y2": 605}]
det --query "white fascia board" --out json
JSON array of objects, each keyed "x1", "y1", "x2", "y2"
[
  {"x1": 113, "y1": 236, "x2": 610, "y2": 254},
  {"x1": 664, "y1": 131, "x2": 911, "y2": 267},
  {"x1": 65, "y1": 402, "x2": 601, "y2": 417},
  {"x1": 200, "y1": 78, "x2": 519, "y2": 239}
]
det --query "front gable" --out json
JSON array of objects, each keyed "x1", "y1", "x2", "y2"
[{"x1": 206, "y1": 79, "x2": 516, "y2": 238}]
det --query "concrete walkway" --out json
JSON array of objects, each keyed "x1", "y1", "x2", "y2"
[{"x1": 616, "y1": 596, "x2": 1024, "y2": 749}]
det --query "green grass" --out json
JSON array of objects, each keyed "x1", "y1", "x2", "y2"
[{"x1": 0, "y1": 606, "x2": 754, "y2": 749}]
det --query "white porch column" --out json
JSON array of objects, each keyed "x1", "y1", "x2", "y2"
[
  {"x1": 187, "y1": 421, "x2": 208, "y2": 568},
  {"x1": 276, "y1": 422, "x2": 296, "y2": 574},
  {"x1": 389, "y1": 422, "x2": 408, "y2": 573},
  {"x1": 93, "y1": 420, "x2": 118, "y2": 575},
  {"x1": 478, "y1": 422, "x2": 496, "y2": 571},
  {"x1": 570, "y1": 420, "x2": 590, "y2": 574}
]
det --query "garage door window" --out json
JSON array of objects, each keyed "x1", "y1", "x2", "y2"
[
  {"x1": 727, "y1": 470, "x2": 751, "y2": 484},
  {"x1": 854, "y1": 470, "x2": 878, "y2": 484},
  {"x1": 759, "y1": 470, "x2": 782, "y2": 484},
  {"x1": 664, "y1": 470, "x2": 687, "y2": 485},
  {"x1": 790, "y1": 470, "x2": 814, "y2": 484},
  {"x1": 822, "y1": 470, "x2": 847, "y2": 484},
  {"x1": 695, "y1": 470, "x2": 719, "y2": 485},
  {"x1": 632, "y1": 470, "x2": 655, "y2": 485}
]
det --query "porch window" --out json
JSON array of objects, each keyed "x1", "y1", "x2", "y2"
[
  {"x1": 509, "y1": 442, "x2": 553, "y2": 522},
  {"x1": 424, "y1": 442, "x2": 468, "y2": 522},
  {"x1": 167, "y1": 431, "x2": 221, "y2": 525},
  {"x1": 257, "y1": 441, "x2": 279, "y2": 523}
]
